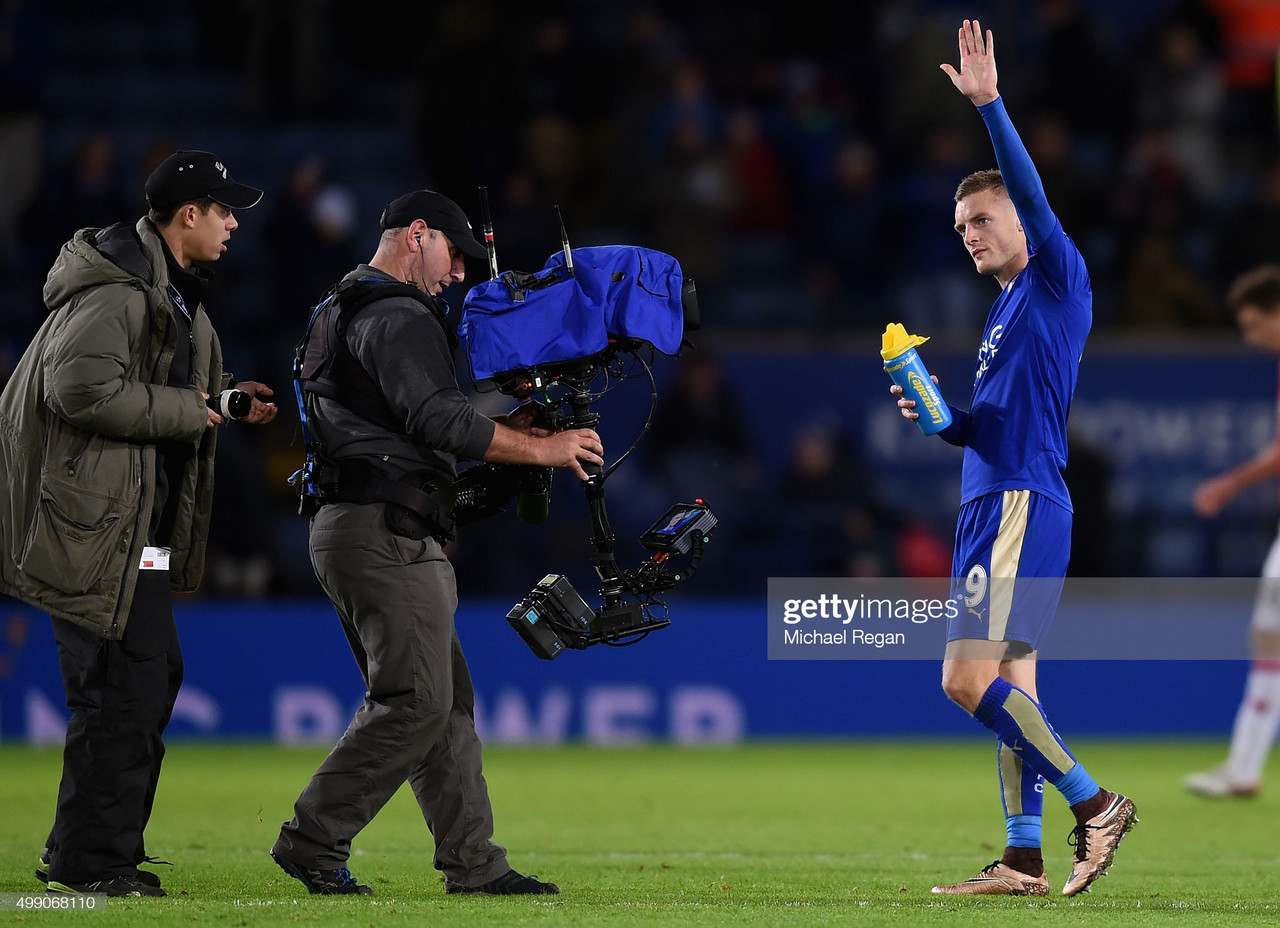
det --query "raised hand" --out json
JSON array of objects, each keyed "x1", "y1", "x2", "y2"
[{"x1": 939, "y1": 19, "x2": 998, "y2": 106}]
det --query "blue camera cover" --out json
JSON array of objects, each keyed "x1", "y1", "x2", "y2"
[{"x1": 460, "y1": 245, "x2": 685, "y2": 381}]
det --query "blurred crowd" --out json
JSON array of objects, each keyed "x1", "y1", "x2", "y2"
[{"x1": 2, "y1": 0, "x2": 1279, "y2": 596}]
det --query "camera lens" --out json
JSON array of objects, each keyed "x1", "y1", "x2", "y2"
[{"x1": 211, "y1": 388, "x2": 251, "y2": 420}]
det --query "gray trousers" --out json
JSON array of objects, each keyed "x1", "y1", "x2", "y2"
[{"x1": 273, "y1": 502, "x2": 509, "y2": 887}]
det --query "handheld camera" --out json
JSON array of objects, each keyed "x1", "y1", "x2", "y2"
[{"x1": 209, "y1": 388, "x2": 251, "y2": 420}]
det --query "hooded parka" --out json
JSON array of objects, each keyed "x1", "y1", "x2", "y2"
[{"x1": 0, "y1": 217, "x2": 224, "y2": 638}]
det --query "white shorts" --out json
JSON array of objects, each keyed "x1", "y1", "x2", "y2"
[{"x1": 1253, "y1": 529, "x2": 1280, "y2": 633}]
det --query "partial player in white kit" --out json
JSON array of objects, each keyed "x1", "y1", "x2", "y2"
[{"x1": 1187, "y1": 264, "x2": 1280, "y2": 799}]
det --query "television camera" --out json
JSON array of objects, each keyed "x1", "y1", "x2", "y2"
[{"x1": 455, "y1": 191, "x2": 716, "y2": 660}]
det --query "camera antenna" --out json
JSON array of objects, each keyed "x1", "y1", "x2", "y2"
[
  {"x1": 555, "y1": 204, "x2": 574, "y2": 278},
  {"x1": 479, "y1": 186, "x2": 499, "y2": 281}
]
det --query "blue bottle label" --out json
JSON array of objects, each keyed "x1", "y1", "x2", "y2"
[{"x1": 885, "y1": 348, "x2": 952, "y2": 435}]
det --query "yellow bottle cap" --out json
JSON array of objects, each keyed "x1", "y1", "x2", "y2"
[{"x1": 880, "y1": 322, "x2": 930, "y2": 361}]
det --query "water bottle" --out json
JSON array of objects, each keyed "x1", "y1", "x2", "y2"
[{"x1": 881, "y1": 323, "x2": 953, "y2": 435}]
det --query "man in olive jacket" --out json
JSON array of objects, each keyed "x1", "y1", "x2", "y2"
[{"x1": 0, "y1": 150, "x2": 276, "y2": 897}]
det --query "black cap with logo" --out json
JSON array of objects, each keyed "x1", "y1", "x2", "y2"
[
  {"x1": 145, "y1": 150, "x2": 264, "y2": 211},
  {"x1": 379, "y1": 189, "x2": 487, "y2": 259}
]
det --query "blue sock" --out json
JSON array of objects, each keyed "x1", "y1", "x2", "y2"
[
  {"x1": 974, "y1": 677, "x2": 1098, "y2": 805},
  {"x1": 1006, "y1": 814, "x2": 1042, "y2": 847},
  {"x1": 998, "y1": 741, "x2": 1044, "y2": 847},
  {"x1": 1055, "y1": 762, "x2": 1101, "y2": 808}
]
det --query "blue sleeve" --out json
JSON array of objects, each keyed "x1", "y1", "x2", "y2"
[
  {"x1": 938, "y1": 404, "x2": 971, "y2": 447},
  {"x1": 977, "y1": 97, "x2": 1056, "y2": 248}
]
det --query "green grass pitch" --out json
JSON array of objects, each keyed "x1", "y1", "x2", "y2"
[{"x1": 1, "y1": 740, "x2": 1276, "y2": 926}]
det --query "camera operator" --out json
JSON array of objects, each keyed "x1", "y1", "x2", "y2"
[{"x1": 271, "y1": 189, "x2": 601, "y2": 896}]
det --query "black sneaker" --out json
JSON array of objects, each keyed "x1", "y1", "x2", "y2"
[
  {"x1": 271, "y1": 849, "x2": 373, "y2": 895},
  {"x1": 46, "y1": 875, "x2": 166, "y2": 897},
  {"x1": 136, "y1": 857, "x2": 169, "y2": 888},
  {"x1": 446, "y1": 869, "x2": 560, "y2": 895},
  {"x1": 39, "y1": 849, "x2": 165, "y2": 889}
]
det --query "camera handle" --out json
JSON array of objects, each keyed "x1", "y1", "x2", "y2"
[{"x1": 561, "y1": 390, "x2": 626, "y2": 609}]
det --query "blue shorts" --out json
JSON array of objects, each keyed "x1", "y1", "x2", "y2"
[{"x1": 948, "y1": 489, "x2": 1071, "y2": 650}]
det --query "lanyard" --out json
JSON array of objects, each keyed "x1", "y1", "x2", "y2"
[{"x1": 168, "y1": 285, "x2": 193, "y2": 325}]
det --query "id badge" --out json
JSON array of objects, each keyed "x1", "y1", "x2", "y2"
[{"x1": 138, "y1": 546, "x2": 171, "y2": 571}]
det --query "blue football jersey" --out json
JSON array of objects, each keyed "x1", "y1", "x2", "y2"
[
  {"x1": 958, "y1": 219, "x2": 1092, "y2": 510},
  {"x1": 939, "y1": 97, "x2": 1094, "y2": 512}
]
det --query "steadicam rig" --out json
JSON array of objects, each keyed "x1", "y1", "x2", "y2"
[
  {"x1": 457, "y1": 191, "x2": 712, "y2": 659},
  {"x1": 494, "y1": 349, "x2": 716, "y2": 660},
  {"x1": 505, "y1": 497, "x2": 717, "y2": 659},
  {"x1": 507, "y1": 495, "x2": 717, "y2": 660}
]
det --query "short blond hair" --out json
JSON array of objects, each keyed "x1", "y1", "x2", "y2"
[{"x1": 955, "y1": 169, "x2": 1005, "y2": 202}]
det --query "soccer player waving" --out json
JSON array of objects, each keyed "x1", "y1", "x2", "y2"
[{"x1": 891, "y1": 20, "x2": 1137, "y2": 897}]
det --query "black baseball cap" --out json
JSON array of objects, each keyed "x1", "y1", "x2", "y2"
[
  {"x1": 379, "y1": 189, "x2": 487, "y2": 259},
  {"x1": 145, "y1": 150, "x2": 264, "y2": 210}
]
